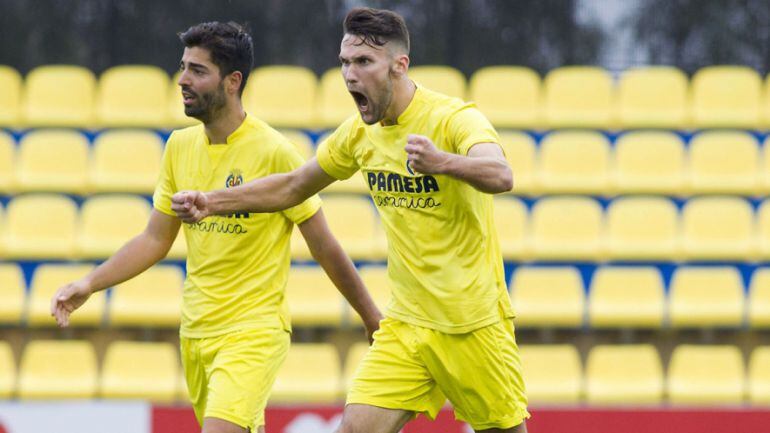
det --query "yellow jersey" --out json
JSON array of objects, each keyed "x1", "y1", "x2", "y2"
[
  {"x1": 154, "y1": 114, "x2": 321, "y2": 338},
  {"x1": 317, "y1": 85, "x2": 514, "y2": 333}
]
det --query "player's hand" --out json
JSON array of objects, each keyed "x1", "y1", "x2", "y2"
[
  {"x1": 171, "y1": 190, "x2": 210, "y2": 223},
  {"x1": 405, "y1": 134, "x2": 450, "y2": 175},
  {"x1": 364, "y1": 313, "x2": 383, "y2": 345},
  {"x1": 50, "y1": 280, "x2": 93, "y2": 328}
]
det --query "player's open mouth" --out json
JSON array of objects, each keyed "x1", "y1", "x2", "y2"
[
  {"x1": 350, "y1": 90, "x2": 369, "y2": 113},
  {"x1": 182, "y1": 89, "x2": 197, "y2": 105}
]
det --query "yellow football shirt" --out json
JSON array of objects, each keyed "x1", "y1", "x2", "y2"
[
  {"x1": 154, "y1": 114, "x2": 321, "y2": 338},
  {"x1": 317, "y1": 85, "x2": 514, "y2": 333}
]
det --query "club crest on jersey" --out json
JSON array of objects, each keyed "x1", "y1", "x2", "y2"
[{"x1": 225, "y1": 169, "x2": 243, "y2": 188}]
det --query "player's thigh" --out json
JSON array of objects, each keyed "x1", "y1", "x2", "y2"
[
  {"x1": 335, "y1": 403, "x2": 413, "y2": 433},
  {"x1": 202, "y1": 416, "x2": 249, "y2": 433}
]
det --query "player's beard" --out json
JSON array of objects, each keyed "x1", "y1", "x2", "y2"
[
  {"x1": 354, "y1": 76, "x2": 394, "y2": 125},
  {"x1": 183, "y1": 81, "x2": 227, "y2": 124}
]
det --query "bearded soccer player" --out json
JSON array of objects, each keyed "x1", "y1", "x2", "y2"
[
  {"x1": 171, "y1": 9, "x2": 528, "y2": 433},
  {"x1": 50, "y1": 21, "x2": 382, "y2": 433}
]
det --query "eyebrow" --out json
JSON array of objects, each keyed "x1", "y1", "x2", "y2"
[
  {"x1": 180, "y1": 61, "x2": 209, "y2": 71},
  {"x1": 339, "y1": 54, "x2": 372, "y2": 63}
]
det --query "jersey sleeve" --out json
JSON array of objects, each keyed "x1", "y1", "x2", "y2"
[
  {"x1": 316, "y1": 118, "x2": 360, "y2": 180},
  {"x1": 274, "y1": 142, "x2": 323, "y2": 225},
  {"x1": 152, "y1": 132, "x2": 178, "y2": 217},
  {"x1": 446, "y1": 105, "x2": 501, "y2": 156}
]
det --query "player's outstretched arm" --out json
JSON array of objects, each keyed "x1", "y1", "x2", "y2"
[
  {"x1": 405, "y1": 135, "x2": 513, "y2": 194},
  {"x1": 50, "y1": 210, "x2": 181, "y2": 327},
  {"x1": 171, "y1": 158, "x2": 336, "y2": 223},
  {"x1": 298, "y1": 209, "x2": 383, "y2": 343}
]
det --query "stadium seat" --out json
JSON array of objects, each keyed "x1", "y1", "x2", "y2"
[
  {"x1": 0, "y1": 263, "x2": 25, "y2": 325},
  {"x1": 100, "y1": 341, "x2": 178, "y2": 402},
  {"x1": 749, "y1": 346, "x2": 770, "y2": 405},
  {"x1": 537, "y1": 131, "x2": 610, "y2": 195},
  {"x1": 90, "y1": 130, "x2": 163, "y2": 194},
  {"x1": 498, "y1": 131, "x2": 537, "y2": 195},
  {"x1": 0, "y1": 341, "x2": 14, "y2": 398},
  {"x1": 23, "y1": 65, "x2": 96, "y2": 127},
  {"x1": 762, "y1": 136, "x2": 770, "y2": 194},
  {"x1": 749, "y1": 267, "x2": 770, "y2": 328},
  {"x1": 167, "y1": 71, "x2": 198, "y2": 127},
  {"x1": 510, "y1": 266, "x2": 585, "y2": 327},
  {"x1": 616, "y1": 66, "x2": 689, "y2": 129},
  {"x1": 279, "y1": 129, "x2": 314, "y2": 161},
  {"x1": 16, "y1": 129, "x2": 89, "y2": 194},
  {"x1": 0, "y1": 131, "x2": 15, "y2": 193},
  {"x1": 669, "y1": 266, "x2": 745, "y2": 328},
  {"x1": 2, "y1": 194, "x2": 78, "y2": 260},
  {"x1": 758, "y1": 200, "x2": 770, "y2": 260},
  {"x1": 588, "y1": 266, "x2": 665, "y2": 328},
  {"x1": 97, "y1": 65, "x2": 170, "y2": 127},
  {"x1": 27, "y1": 264, "x2": 104, "y2": 327},
  {"x1": 166, "y1": 229, "x2": 187, "y2": 261},
  {"x1": 585, "y1": 344, "x2": 664, "y2": 404},
  {"x1": 285, "y1": 266, "x2": 343, "y2": 326},
  {"x1": 605, "y1": 197, "x2": 679, "y2": 261},
  {"x1": 519, "y1": 345, "x2": 582, "y2": 404},
  {"x1": 18, "y1": 340, "x2": 98, "y2": 399},
  {"x1": 494, "y1": 197, "x2": 529, "y2": 260},
  {"x1": 681, "y1": 196, "x2": 755, "y2": 261},
  {"x1": 349, "y1": 266, "x2": 391, "y2": 324},
  {"x1": 271, "y1": 343, "x2": 340, "y2": 403},
  {"x1": 691, "y1": 65, "x2": 762, "y2": 129},
  {"x1": 468, "y1": 66, "x2": 541, "y2": 128},
  {"x1": 667, "y1": 345, "x2": 745, "y2": 405},
  {"x1": 177, "y1": 368, "x2": 189, "y2": 402},
  {"x1": 688, "y1": 131, "x2": 760, "y2": 195},
  {"x1": 0, "y1": 65, "x2": 21, "y2": 126},
  {"x1": 342, "y1": 342, "x2": 369, "y2": 392},
  {"x1": 77, "y1": 195, "x2": 151, "y2": 259},
  {"x1": 243, "y1": 66, "x2": 318, "y2": 128},
  {"x1": 409, "y1": 65, "x2": 467, "y2": 99},
  {"x1": 317, "y1": 67, "x2": 356, "y2": 128},
  {"x1": 109, "y1": 264, "x2": 183, "y2": 327},
  {"x1": 543, "y1": 66, "x2": 614, "y2": 129},
  {"x1": 530, "y1": 196, "x2": 603, "y2": 260},
  {"x1": 612, "y1": 131, "x2": 685, "y2": 195}
]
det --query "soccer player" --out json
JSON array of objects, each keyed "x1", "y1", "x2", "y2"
[
  {"x1": 50, "y1": 22, "x2": 382, "y2": 433},
  {"x1": 170, "y1": 8, "x2": 529, "y2": 433}
]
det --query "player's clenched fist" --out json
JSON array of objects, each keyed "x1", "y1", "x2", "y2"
[
  {"x1": 404, "y1": 134, "x2": 450, "y2": 175},
  {"x1": 172, "y1": 190, "x2": 210, "y2": 223}
]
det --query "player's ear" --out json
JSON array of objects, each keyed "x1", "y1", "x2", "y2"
[
  {"x1": 392, "y1": 53, "x2": 409, "y2": 77},
  {"x1": 226, "y1": 71, "x2": 243, "y2": 95}
]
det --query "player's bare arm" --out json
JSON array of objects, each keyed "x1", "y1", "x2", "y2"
[
  {"x1": 50, "y1": 210, "x2": 181, "y2": 327},
  {"x1": 405, "y1": 134, "x2": 513, "y2": 194},
  {"x1": 171, "y1": 157, "x2": 335, "y2": 223}
]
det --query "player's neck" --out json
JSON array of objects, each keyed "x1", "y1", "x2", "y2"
[
  {"x1": 381, "y1": 77, "x2": 416, "y2": 126},
  {"x1": 204, "y1": 101, "x2": 246, "y2": 145}
]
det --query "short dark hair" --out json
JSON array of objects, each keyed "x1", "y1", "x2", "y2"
[
  {"x1": 178, "y1": 21, "x2": 253, "y2": 95},
  {"x1": 343, "y1": 7, "x2": 410, "y2": 53}
]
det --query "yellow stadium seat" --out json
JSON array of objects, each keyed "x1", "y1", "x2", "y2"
[
  {"x1": 271, "y1": 343, "x2": 340, "y2": 403},
  {"x1": 165, "y1": 228, "x2": 187, "y2": 261},
  {"x1": 762, "y1": 137, "x2": 770, "y2": 194},
  {"x1": 0, "y1": 263, "x2": 25, "y2": 325},
  {"x1": 605, "y1": 197, "x2": 679, "y2": 261},
  {"x1": 669, "y1": 266, "x2": 745, "y2": 328},
  {"x1": 749, "y1": 346, "x2": 770, "y2": 405},
  {"x1": 349, "y1": 266, "x2": 391, "y2": 325},
  {"x1": 616, "y1": 67, "x2": 689, "y2": 129},
  {"x1": 530, "y1": 196, "x2": 603, "y2": 260},
  {"x1": 498, "y1": 131, "x2": 537, "y2": 195},
  {"x1": 23, "y1": 65, "x2": 96, "y2": 127},
  {"x1": 749, "y1": 268, "x2": 770, "y2": 328},
  {"x1": 0, "y1": 65, "x2": 22, "y2": 126},
  {"x1": 469, "y1": 66, "x2": 540, "y2": 128},
  {"x1": 285, "y1": 266, "x2": 343, "y2": 326},
  {"x1": 519, "y1": 345, "x2": 582, "y2": 404},
  {"x1": 692, "y1": 66, "x2": 762, "y2": 129},
  {"x1": 688, "y1": 131, "x2": 760, "y2": 195},
  {"x1": 494, "y1": 197, "x2": 528, "y2": 260},
  {"x1": 27, "y1": 264, "x2": 104, "y2": 327},
  {"x1": 589, "y1": 267, "x2": 665, "y2": 328},
  {"x1": 2, "y1": 194, "x2": 78, "y2": 260},
  {"x1": 668, "y1": 345, "x2": 745, "y2": 405},
  {"x1": 0, "y1": 341, "x2": 14, "y2": 398},
  {"x1": 178, "y1": 368, "x2": 189, "y2": 403},
  {"x1": 110, "y1": 264, "x2": 183, "y2": 327},
  {"x1": 167, "y1": 71, "x2": 198, "y2": 128},
  {"x1": 681, "y1": 196, "x2": 755, "y2": 261},
  {"x1": 18, "y1": 340, "x2": 97, "y2": 399},
  {"x1": 342, "y1": 342, "x2": 369, "y2": 393},
  {"x1": 613, "y1": 131, "x2": 685, "y2": 195},
  {"x1": 410, "y1": 66, "x2": 466, "y2": 99},
  {"x1": 543, "y1": 66, "x2": 613, "y2": 129},
  {"x1": 317, "y1": 68, "x2": 356, "y2": 128},
  {"x1": 279, "y1": 129, "x2": 314, "y2": 161},
  {"x1": 537, "y1": 131, "x2": 610, "y2": 195},
  {"x1": 585, "y1": 345, "x2": 663, "y2": 404},
  {"x1": 77, "y1": 195, "x2": 151, "y2": 259},
  {"x1": 0, "y1": 131, "x2": 15, "y2": 193},
  {"x1": 16, "y1": 130, "x2": 89, "y2": 194},
  {"x1": 90, "y1": 130, "x2": 163, "y2": 194},
  {"x1": 244, "y1": 66, "x2": 318, "y2": 128},
  {"x1": 101, "y1": 341, "x2": 178, "y2": 402},
  {"x1": 510, "y1": 266, "x2": 584, "y2": 327},
  {"x1": 97, "y1": 65, "x2": 170, "y2": 127},
  {"x1": 758, "y1": 200, "x2": 770, "y2": 260}
]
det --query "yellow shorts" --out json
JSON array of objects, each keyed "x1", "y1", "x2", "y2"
[
  {"x1": 347, "y1": 315, "x2": 530, "y2": 431},
  {"x1": 180, "y1": 327, "x2": 290, "y2": 430}
]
